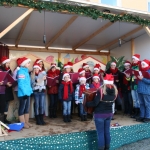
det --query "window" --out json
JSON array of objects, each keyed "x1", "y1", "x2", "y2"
[
  {"x1": 148, "y1": 1, "x2": 150, "y2": 12},
  {"x1": 100, "y1": 0, "x2": 121, "y2": 7}
]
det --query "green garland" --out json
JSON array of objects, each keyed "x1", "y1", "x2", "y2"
[{"x1": 0, "y1": 0, "x2": 150, "y2": 26}]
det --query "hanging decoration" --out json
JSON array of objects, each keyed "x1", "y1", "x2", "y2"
[{"x1": 0, "y1": 0, "x2": 150, "y2": 26}]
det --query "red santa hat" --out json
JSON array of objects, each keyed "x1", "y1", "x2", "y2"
[
  {"x1": 33, "y1": 63, "x2": 41, "y2": 70},
  {"x1": 93, "y1": 74, "x2": 100, "y2": 80},
  {"x1": 111, "y1": 62, "x2": 116, "y2": 66},
  {"x1": 62, "y1": 72, "x2": 70, "y2": 80},
  {"x1": 18, "y1": 57, "x2": 31, "y2": 67},
  {"x1": 103, "y1": 74, "x2": 114, "y2": 84},
  {"x1": 94, "y1": 64, "x2": 101, "y2": 71},
  {"x1": 67, "y1": 62, "x2": 73, "y2": 67},
  {"x1": 50, "y1": 63, "x2": 56, "y2": 69},
  {"x1": 35, "y1": 59, "x2": 43, "y2": 64},
  {"x1": 79, "y1": 76, "x2": 86, "y2": 82},
  {"x1": 63, "y1": 64, "x2": 71, "y2": 69},
  {"x1": 124, "y1": 61, "x2": 131, "y2": 66},
  {"x1": 1, "y1": 56, "x2": 10, "y2": 65},
  {"x1": 132, "y1": 54, "x2": 140, "y2": 61},
  {"x1": 82, "y1": 63, "x2": 89, "y2": 69},
  {"x1": 141, "y1": 59, "x2": 150, "y2": 67},
  {"x1": 78, "y1": 68, "x2": 85, "y2": 75}
]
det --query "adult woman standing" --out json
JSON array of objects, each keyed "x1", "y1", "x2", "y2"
[{"x1": 86, "y1": 74, "x2": 118, "y2": 150}]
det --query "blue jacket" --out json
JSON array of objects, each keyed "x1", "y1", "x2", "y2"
[
  {"x1": 58, "y1": 83, "x2": 74, "y2": 101},
  {"x1": 137, "y1": 69, "x2": 150, "y2": 95},
  {"x1": 17, "y1": 67, "x2": 33, "y2": 97}
]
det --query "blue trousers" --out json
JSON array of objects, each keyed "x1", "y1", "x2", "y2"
[
  {"x1": 138, "y1": 93, "x2": 150, "y2": 119},
  {"x1": 63, "y1": 101, "x2": 71, "y2": 115},
  {"x1": 94, "y1": 116, "x2": 111, "y2": 149},
  {"x1": 131, "y1": 90, "x2": 140, "y2": 108},
  {"x1": 18, "y1": 96, "x2": 30, "y2": 116},
  {"x1": 79, "y1": 103, "x2": 87, "y2": 115},
  {"x1": 33, "y1": 92, "x2": 45, "y2": 115}
]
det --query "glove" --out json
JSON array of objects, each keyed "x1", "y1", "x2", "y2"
[{"x1": 75, "y1": 101, "x2": 79, "y2": 105}]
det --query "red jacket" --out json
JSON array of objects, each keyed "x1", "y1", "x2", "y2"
[{"x1": 47, "y1": 69, "x2": 60, "y2": 94}]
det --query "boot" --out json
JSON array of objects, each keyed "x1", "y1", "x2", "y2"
[
  {"x1": 135, "y1": 108, "x2": 140, "y2": 119},
  {"x1": 19, "y1": 115, "x2": 29, "y2": 129},
  {"x1": 81, "y1": 115, "x2": 84, "y2": 121},
  {"x1": 4, "y1": 114, "x2": 11, "y2": 124},
  {"x1": 105, "y1": 145, "x2": 110, "y2": 150},
  {"x1": 24, "y1": 114, "x2": 33, "y2": 127},
  {"x1": 83, "y1": 115, "x2": 87, "y2": 121},
  {"x1": 136, "y1": 117, "x2": 144, "y2": 122},
  {"x1": 63, "y1": 115, "x2": 67, "y2": 122},
  {"x1": 49, "y1": 108, "x2": 53, "y2": 118},
  {"x1": 35, "y1": 115, "x2": 42, "y2": 125},
  {"x1": 39, "y1": 114, "x2": 46, "y2": 125},
  {"x1": 67, "y1": 115, "x2": 71, "y2": 122},
  {"x1": 131, "y1": 108, "x2": 138, "y2": 118},
  {"x1": 53, "y1": 108, "x2": 57, "y2": 118}
]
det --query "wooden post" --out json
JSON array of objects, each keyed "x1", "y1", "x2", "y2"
[
  {"x1": 58, "y1": 52, "x2": 61, "y2": 62},
  {"x1": 131, "y1": 39, "x2": 135, "y2": 58},
  {"x1": 0, "y1": 8, "x2": 34, "y2": 39}
]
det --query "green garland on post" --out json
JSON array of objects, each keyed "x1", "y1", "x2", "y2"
[{"x1": 0, "y1": 0, "x2": 150, "y2": 26}]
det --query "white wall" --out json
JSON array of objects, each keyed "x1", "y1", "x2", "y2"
[
  {"x1": 110, "y1": 33, "x2": 150, "y2": 61},
  {"x1": 110, "y1": 41, "x2": 131, "y2": 61}
]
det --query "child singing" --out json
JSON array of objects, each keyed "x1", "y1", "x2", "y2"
[
  {"x1": 75, "y1": 76, "x2": 90, "y2": 121},
  {"x1": 90, "y1": 74, "x2": 101, "y2": 89},
  {"x1": 31, "y1": 63, "x2": 46, "y2": 125},
  {"x1": 17, "y1": 57, "x2": 33, "y2": 129},
  {"x1": 47, "y1": 63, "x2": 60, "y2": 118},
  {"x1": 82, "y1": 63, "x2": 91, "y2": 73},
  {"x1": 58, "y1": 72, "x2": 74, "y2": 122}
]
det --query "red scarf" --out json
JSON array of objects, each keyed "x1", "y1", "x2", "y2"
[
  {"x1": 79, "y1": 84, "x2": 85, "y2": 97},
  {"x1": 92, "y1": 82, "x2": 100, "y2": 89},
  {"x1": 110, "y1": 68, "x2": 118, "y2": 74},
  {"x1": 123, "y1": 75, "x2": 128, "y2": 85},
  {"x1": 141, "y1": 66, "x2": 150, "y2": 71},
  {"x1": 5, "y1": 67, "x2": 10, "y2": 71},
  {"x1": 131, "y1": 62, "x2": 139, "y2": 67},
  {"x1": 61, "y1": 81, "x2": 73, "y2": 100}
]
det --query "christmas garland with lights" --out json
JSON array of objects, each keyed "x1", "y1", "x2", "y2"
[{"x1": 0, "y1": 0, "x2": 150, "y2": 26}]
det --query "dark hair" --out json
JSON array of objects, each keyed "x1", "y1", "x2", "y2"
[{"x1": 62, "y1": 68, "x2": 74, "y2": 73}]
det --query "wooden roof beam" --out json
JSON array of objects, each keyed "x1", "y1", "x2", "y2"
[
  {"x1": 72, "y1": 22, "x2": 113, "y2": 50},
  {"x1": 144, "y1": 26, "x2": 150, "y2": 37},
  {"x1": 9, "y1": 46, "x2": 108, "y2": 55},
  {"x1": 45, "y1": 16, "x2": 78, "y2": 49},
  {"x1": 15, "y1": 13, "x2": 32, "y2": 47},
  {"x1": 98, "y1": 26, "x2": 143, "y2": 52},
  {"x1": 0, "y1": 8, "x2": 34, "y2": 39}
]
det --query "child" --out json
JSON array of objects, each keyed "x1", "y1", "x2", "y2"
[
  {"x1": 86, "y1": 74, "x2": 118, "y2": 150},
  {"x1": 78, "y1": 68, "x2": 85, "y2": 77},
  {"x1": 82, "y1": 63, "x2": 91, "y2": 73},
  {"x1": 31, "y1": 63, "x2": 46, "y2": 125},
  {"x1": 35, "y1": 59, "x2": 46, "y2": 71},
  {"x1": 47, "y1": 63, "x2": 60, "y2": 118},
  {"x1": 58, "y1": 72, "x2": 74, "y2": 122},
  {"x1": 0, "y1": 56, "x2": 14, "y2": 124},
  {"x1": 75, "y1": 76, "x2": 90, "y2": 121},
  {"x1": 17, "y1": 57, "x2": 33, "y2": 129},
  {"x1": 90, "y1": 74, "x2": 101, "y2": 89}
]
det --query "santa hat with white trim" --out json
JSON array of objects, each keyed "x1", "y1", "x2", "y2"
[
  {"x1": 93, "y1": 74, "x2": 100, "y2": 80},
  {"x1": 141, "y1": 59, "x2": 150, "y2": 68},
  {"x1": 78, "y1": 68, "x2": 85, "y2": 75},
  {"x1": 67, "y1": 62, "x2": 73, "y2": 67},
  {"x1": 79, "y1": 76, "x2": 86, "y2": 82},
  {"x1": 33, "y1": 63, "x2": 41, "y2": 70},
  {"x1": 62, "y1": 72, "x2": 70, "y2": 80},
  {"x1": 63, "y1": 64, "x2": 71, "y2": 69},
  {"x1": 35, "y1": 59, "x2": 43, "y2": 64},
  {"x1": 103, "y1": 74, "x2": 114, "y2": 84},
  {"x1": 18, "y1": 57, "x2": 31, "y2": 67},
  {"x1": 94, "y1": 64, "x2": 101, "y2": 71},
  {"x1": 132, "y1": 54, "x2": 140, "y2": 61},
  {"x1": 50, "y1": 63, "x2": 56, "y2": 69},
  {"x1": 111, "y1": 62, "x2": 116, "y2": 66},
  {"x1": 1, "y1": 56, "x2": 10, "y2": 65},
  {"x1": 124, "y1": 61, "x2": 131, "y2": 66},
  {"x1": 82, "y1": 63, "x2": 89, "y2": 69}
]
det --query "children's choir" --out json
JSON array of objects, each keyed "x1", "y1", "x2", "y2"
[{"x1": 0, "y1": 53, "x2": 150, "y2": 129}]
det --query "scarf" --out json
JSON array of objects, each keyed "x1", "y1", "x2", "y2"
[
  {"x1": 61, "y1": 81, "x2": 73, "y2": 100},
  {"x1": 131, "y1": 62, "x2": 139, "y2": 67},
  {"x1": 92, "y1": 82, "x2": 100, "y2": 89},
  {"x1": 140, "y1": 66, "x2": 150, "y2": 71},
  {"x1": 79, "y1": 84, "x2": 85, "y2": 97},
  {"x1": 110, "y1": 68, "x2": 118, "y2": 74},
  {"x1": 4, "y1": 67, "x2": 10, "y2": 71}
]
